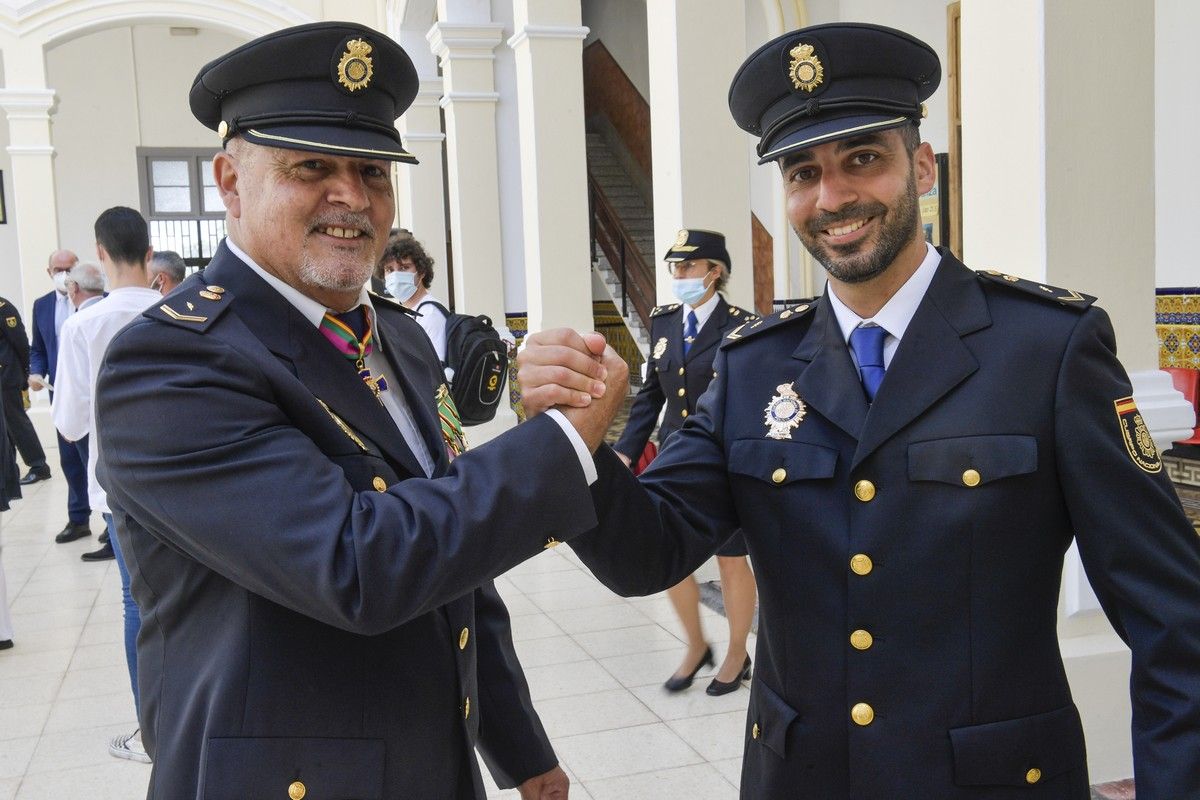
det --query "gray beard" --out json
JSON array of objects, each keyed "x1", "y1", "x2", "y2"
[{"x1": 298, "y1": 254, "x2": 374, "y2": 293}]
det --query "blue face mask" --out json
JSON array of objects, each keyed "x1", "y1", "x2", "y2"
[
  {"x1": 386, "y1": 271, "x2": 418, "y2": 303},
  {"x1": 672, "y1": 273, "x2": 712, "y2": 307}
]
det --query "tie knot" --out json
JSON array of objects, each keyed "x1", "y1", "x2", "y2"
[
  {"x1": 850, "y1": 324, "x2": 887, "y2": 369},
  {"x1": 320, "y1": 305, "x2": 374, "y2": 361},
  {"x1": 687, "y1": 310, "x2": 698, "y2": 328}
]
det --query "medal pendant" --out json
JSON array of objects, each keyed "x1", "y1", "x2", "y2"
[{"x1": 764, "y1": 382, "x2": 806, "y2": 440}]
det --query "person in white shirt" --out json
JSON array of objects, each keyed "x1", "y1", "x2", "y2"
[
  {"x1": 378, "y1": 235, "x2": 448, "y2": 366},
  {"x1": 53, "y1": 206, "x2": 158, "y2": 765}
]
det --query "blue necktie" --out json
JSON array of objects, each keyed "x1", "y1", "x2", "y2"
[
  {"x1": 849, "y1": 324, "x2": 888, "y2": 402},
  {"x1": 683, "y1": 310, "x2": 699, "y2": 356}
]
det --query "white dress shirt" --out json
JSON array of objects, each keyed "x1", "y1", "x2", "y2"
[
  {"x1": 54, "y1": 290, "x2": 71, "y2": 338},
  {"x1": 413, "y1": 298, "x2": 449, "y2": 365},
  {"x1": 54, "y1": 286, "x2": 164, "y2": 514},
  {"x1": 827, "y1": 242, "x2": 942, "y2": 368}
]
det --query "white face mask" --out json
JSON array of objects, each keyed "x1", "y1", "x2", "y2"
[
  {"x1": 53, "y1": 271, "x2": 70, "y2": 294},
  {"x1": 385, "y1": 271, "x2": 418, "y2": 303},
  {"x1": 672, "y1": 273, "x2": 712, "y2": 307}
]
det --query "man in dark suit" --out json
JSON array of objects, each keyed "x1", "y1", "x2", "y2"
[
  {"x1": 28, "y1": 248, "x2": 92, "y2": 543},
  {"x1": 95, "y1": 22, "x2": 626, "y2": 800},
  {"x1": 0, "y1": 296, "x2": 48, "y2": 485},
  {"x1": 613, "y1": 229, "x2": 760, "y2": 695},
  {"x1": 518, "y1": 23, "x2": 1200, "y2": 799}
]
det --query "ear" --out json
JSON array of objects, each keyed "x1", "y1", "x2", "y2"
[
  {"x1": 96, "y1": 243, "x2": 108, "y2": 262},
  {"x1": 914, "y1": 141, "x2": 937, "y2": 196},
  {"x1": 144, "y1": 247, "x2": 154, "y2": 266},
  {"x1": 213, "y1": 151, "x2": 242, "y2": 219}
]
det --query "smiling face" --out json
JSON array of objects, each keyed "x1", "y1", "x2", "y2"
[
  {"x1": 214, "y1": 140, "x2": 395, "y2": 309},
  {"x1": 780, "y1": 128, "x2": 934, "y2": 286}
]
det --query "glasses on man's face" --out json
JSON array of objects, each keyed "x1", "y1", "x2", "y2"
[{"x1": 667, "y1": 260, "x2": 712, "y2": 278}]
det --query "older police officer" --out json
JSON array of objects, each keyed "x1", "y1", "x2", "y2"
[
  {"x1": 95, "y1": 22, "x2": 628, "y2": 800},
  {"x1": 519, "y1": 22, "x2": 1200, "y2": 799}
]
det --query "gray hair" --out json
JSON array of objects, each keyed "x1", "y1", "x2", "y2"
[
  {"x1": 150, "y1": 250, "x2": 187, "y2": 284},
  {"x1": 67, "y1": 261, "x2": 105, "y2": 293}
]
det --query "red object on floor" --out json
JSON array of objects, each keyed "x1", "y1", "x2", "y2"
[
  {"x1": 632, "y1": 441, "x2": 657, "y2": 476},
  {"x1": 1165, "y1": 367, "x2": 1200, "y2": 445}
]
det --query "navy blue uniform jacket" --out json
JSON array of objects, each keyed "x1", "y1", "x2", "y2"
[
  {"x1": 571, "y1": 250, "x2": 1200, "y2": 798},
  {"x1": 28, "y1": 290, "x2": 59, "y2": 383},
  {"x1": 96, "y1": 244, "x2": 600, "y2": 800}
]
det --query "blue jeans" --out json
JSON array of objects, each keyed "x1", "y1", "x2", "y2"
[{"x1": 105, "y1": 512, "x2": 141, "y2": 712}]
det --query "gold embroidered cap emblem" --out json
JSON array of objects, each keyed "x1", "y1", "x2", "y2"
[
  {"x1": 788, "y1": 43, "x2": 824, "y2": 92},
  {"x1": 764, "y1": 382, "x2": 806, "y2": 440},
  {"x1": 653, "y1": 337, "x2": 669, "y2": 360},
  {"x1": 673, "y1": 229, "x2": 689, "y2": 249},
  {"x1": 1114, "y1": 396, "x2": 1161, "y2": 473},
  {"x1": 337, "y1": 38, "x2": 374, "y2": 92}
]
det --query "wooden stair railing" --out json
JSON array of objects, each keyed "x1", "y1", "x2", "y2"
[{"x1": 589, "y1": 171, "x2": 656, "y2": 330}]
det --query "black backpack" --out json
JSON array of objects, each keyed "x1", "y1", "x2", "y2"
[{"x1": 420, "y1": 301, "x2": 508, "y2": 426}]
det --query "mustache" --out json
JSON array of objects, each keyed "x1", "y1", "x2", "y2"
[
  {"x1": 806, "y1": 202, "x2": 888, "y2": 236},
  {"x1": 308, "y1": 214, "x2": 376, "y2": 239}
]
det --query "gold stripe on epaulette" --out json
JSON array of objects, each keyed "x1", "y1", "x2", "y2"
[
  {"x1": 1059, "y1": 289, "x2": 1087, "y2": 302},
  {"x1": 159, "y1": 305, "x2": 207, "y2": 323},
  {"x1": 725, "y1": 322, "x2": 749, "y2": 341},
  {"x1": 316, "y1": 398, "x2": 368, "y2": 452}
]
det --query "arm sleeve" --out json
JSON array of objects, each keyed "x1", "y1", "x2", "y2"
[
  {"x1": 28, "y1": 301, "x2": 47, "y2": 378},
  {"x1": 5, "y1": 309, "x2": 31, "y2": 376},
  {"x1": 1054, "y1": 308, "x2": 1200, "y2": 797},
  {"x1": 95, "y1": 322, "x2": 605, "y2": 636},
  {"x1": 473, "y1": 580, "x2": 557, "y2": 789},
  {"x1": 612, "y1": 346, "x2": 665, "y2": 460},
  {"x1": 571, "y1": 348, "x2": 742, "y2": 597}
]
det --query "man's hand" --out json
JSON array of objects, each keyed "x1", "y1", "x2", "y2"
[
  {"x1": 517, "y1": 764, "x2": 569, "y2": 799},
  {"x1": 28, "y1": 374, "x2": 46, "y2": 392},
  {"x1": 518, "y1": 329, "x2": 608, "y2": 417},
  {"x1": 559, "y1": 343, "x2": 628, "y2": 452}
]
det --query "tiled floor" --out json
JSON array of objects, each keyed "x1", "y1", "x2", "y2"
[{"x1": 0, "y1": 469, "x2": 751, "y2": 799}]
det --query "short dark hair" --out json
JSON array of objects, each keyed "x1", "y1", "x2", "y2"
[
  {"x1": 899, "y1": 122, "x2": 921, "y2": 154},
  {"x1": 95, "y1": 206, "x2": 149, "y2": 265},
  {"x1": 378, "y1": 235, "x2": 435, "y2": 289},
  {"x1": 150, "y1": 250, "x2": 187, "y2": 283}
]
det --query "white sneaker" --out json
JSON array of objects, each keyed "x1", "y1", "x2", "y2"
[{"x1": 108, "y1": 728, "x2": 152, "y2": 764}]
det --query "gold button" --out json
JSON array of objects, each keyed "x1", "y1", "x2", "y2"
[
  {"x1": 962, "y1": 469, "x2": 981, "y2": 487},
  {"x1": 458, "y1": 627, "x2": 469, "y2": 650},
  {"x1": 677, "y1": 388, "x2": 686, "y2": 397},
  {"x1": 850, "y1": 629, "x2": 873, "y2": 650},
  {"x1": 543, "y1": 537, "x2": 560, "y2": 549},
  {"x1": 854, "y1": 480, "x2": 876, "y2": 502},
  {"x1": 851, "y1": 703, "x2": 875, "y2": 726},
  {"x1": 217, "y1": 120, "x2": 229, "y2": 139},
  {"x1": 678, "y1": 367, "x2": 685, "y2": 376},
  {"x1": 288, "y1": 781, "x2": 306, "y2": 800},
  {"x1": 751, "y1": 723, "x2": 760, "y2": 739},
  {"x1": 850, "y1": 554, "x2": 874, "y2": 576},
  {"x1": 372, "y1": 476, "x2": 387, "y2": 492},
  {"x1": 1025, "y1": 768, "x2": 1042, "y2": 784},
  {"x1": 681, "y1": 410, "x2": 688, "y2": 418},
  {"x1": 463, "y1": 697, "x2": 471, "y2": 718},
  {"x1": 771, "y1": 468, "x2": 787, "y2": 484}
]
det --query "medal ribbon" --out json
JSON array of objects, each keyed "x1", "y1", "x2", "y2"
[{"x1": 320, "y1": 306, "x2": 389, "y2": 399}]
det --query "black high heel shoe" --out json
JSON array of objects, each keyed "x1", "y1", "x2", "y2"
[
  {"x1": 664, "y1": 646, "x2": 714, "y2": 692},
  {"x1": 705, "y1": 655, "x2": 751, "y2": 696}
]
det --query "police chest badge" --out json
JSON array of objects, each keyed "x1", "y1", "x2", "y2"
[
  {"x1": 1114, "y1": 396, "x2": 1161, "y2": 473},
  {"x1": 653, "y1": 337, "x2": 668, "y2": 359},
  {"x1": 764, "y1": 382, "x2": 806, "y2": 440}
]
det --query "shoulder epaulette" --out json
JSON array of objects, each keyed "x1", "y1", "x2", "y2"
[
  {"x1": 369, "y1": 290, "x2": 418, "y2": 316},
  {"x1": 727, "y1": 305, "x2": 757, "y2": 321},
  {"x1": 650, "y1": 303, "x2": 681, "y2": 318},
  {"x1": 145, "y1": 283, "x2": 232, "y2": 332},
  {"x1": 0, "y1": 300, "x2": 7, "y2": 308},
  {"x1": 976, "y1": 270, "x2": 1095, "y2": 310},
  {"x1": 721, "y1": 300, "x2": 816, "y2": 348}
]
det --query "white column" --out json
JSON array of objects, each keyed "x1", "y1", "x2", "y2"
[
  {"x1": 961, "y1": 0, "x2": 1187, "y2": 783},
  {"x1": 395, "y1": 77, "x2": 449, "y2": 297},
  {"x1": 0, "y1": 36, "x2": 59, "y2": 317},
  {"x1": 426, "y1": 17, "x2": 506, "y2": 326},
  {"x1": 646, "y1": 1, "x2": 753, "y2": 308},
  {"x1": 508, "y1": 4, "x2": 591, "y2": 333}
]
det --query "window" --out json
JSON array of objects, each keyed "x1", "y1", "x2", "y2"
[{"x1": 137, "y1": 148, "x2": 227, "y2": 269}]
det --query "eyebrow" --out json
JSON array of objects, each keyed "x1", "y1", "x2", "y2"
[{"x1": 780, "y1": 133, "x2": 891, "y2": 169}]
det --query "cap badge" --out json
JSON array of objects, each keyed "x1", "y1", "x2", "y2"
[
  {"x1": 764, "y1": 382, "x2": 806, "y2": 440},
  {"x1": 337, "y1": 38, "x2": 375, "y2": 92},
  {"x1": 673, "y1": 229, "x2": 690, "y2": 249},
  {"x1": 788, "y1": 43, "x2": 824, "y2": 93},
  {"x1": 653, "y1": 337, "x2": 668, "y2": 360}
]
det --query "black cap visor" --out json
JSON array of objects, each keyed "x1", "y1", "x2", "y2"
[
  {"x1": 241, "y1": 123, "x2": 417, "y2": 164},
  {"x1": 758, "y1": 112, "x2": 912, "y2": 165}
]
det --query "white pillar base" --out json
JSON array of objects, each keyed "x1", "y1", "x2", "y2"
[{"x1": 1130, "y1": 368, "x2": 1196, "y2": 452}]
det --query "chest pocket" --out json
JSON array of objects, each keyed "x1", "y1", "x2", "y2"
[
  {"x1": 729, "y1": 439, "x2": 838, "y2": 486},
  {"x1": 908, "y1": 435, "x2": 1037, "y2": 487}
]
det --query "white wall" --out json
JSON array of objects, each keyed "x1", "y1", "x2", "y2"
[
  {"x1": 1155, "y1": 0, "x2": 1199, "y2": 288},
  {"x1": 0, "y1": 74, "x2": 21, "y2": 307},
  {"x1": 581, "y1": 0, "x2": 649, "y2": 101},
  {"x1": 46, "y1": 25, "x2": 246, "y2": 260},
  {"x1": 489, "y1": 0, "x2": 528, "y2": 316}
]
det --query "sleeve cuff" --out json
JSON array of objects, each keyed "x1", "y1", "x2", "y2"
[{"x1": 544, "y1": 408, "x2": 598, "y2": 486}]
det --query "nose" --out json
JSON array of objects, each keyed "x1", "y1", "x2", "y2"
[
  {"x1": 814, "y1": 168, "x2": 857, "y2": 214},
  {"x1": 326, "y1": 167, "x2": 370, "y2": 213}
]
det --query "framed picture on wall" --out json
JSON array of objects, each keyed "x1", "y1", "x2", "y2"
[{"x1": 919, "y1": 153, "x2": 950, "y2": 247}]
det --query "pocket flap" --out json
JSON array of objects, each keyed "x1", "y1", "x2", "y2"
[
  {"x1": 729, "y1": 439, "x2": 837, "y2": 484},
  {"x1": 908, "y1": 435, "x2": 1037, "y2": 486},
  {"x1": 203, "y1": 737, "x2": 385, "y2": 800},
  {"x1": 747, "y1": 678, "x2": 800, "y2": 758},
  {"x1": 949, "y1": 705, "x2": 1086, "y2": 787}
]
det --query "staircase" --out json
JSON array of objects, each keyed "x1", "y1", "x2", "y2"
[{"x1": 586, "y1": 132, "x2": 655, "y2": 358}]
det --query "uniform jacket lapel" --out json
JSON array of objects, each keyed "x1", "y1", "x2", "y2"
[
  {"x1": 685, "y1": 297, "x2": 728, "y2": 362},
  {"x1": 792, "y1": 294, "x2": 870, "y2": 441},
  {"x1": 851, "y1": 253, "x2": 991, "y2": 469},
  {"x1": 202, "y1": 246, "x2": 428, "y2": 479}
]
